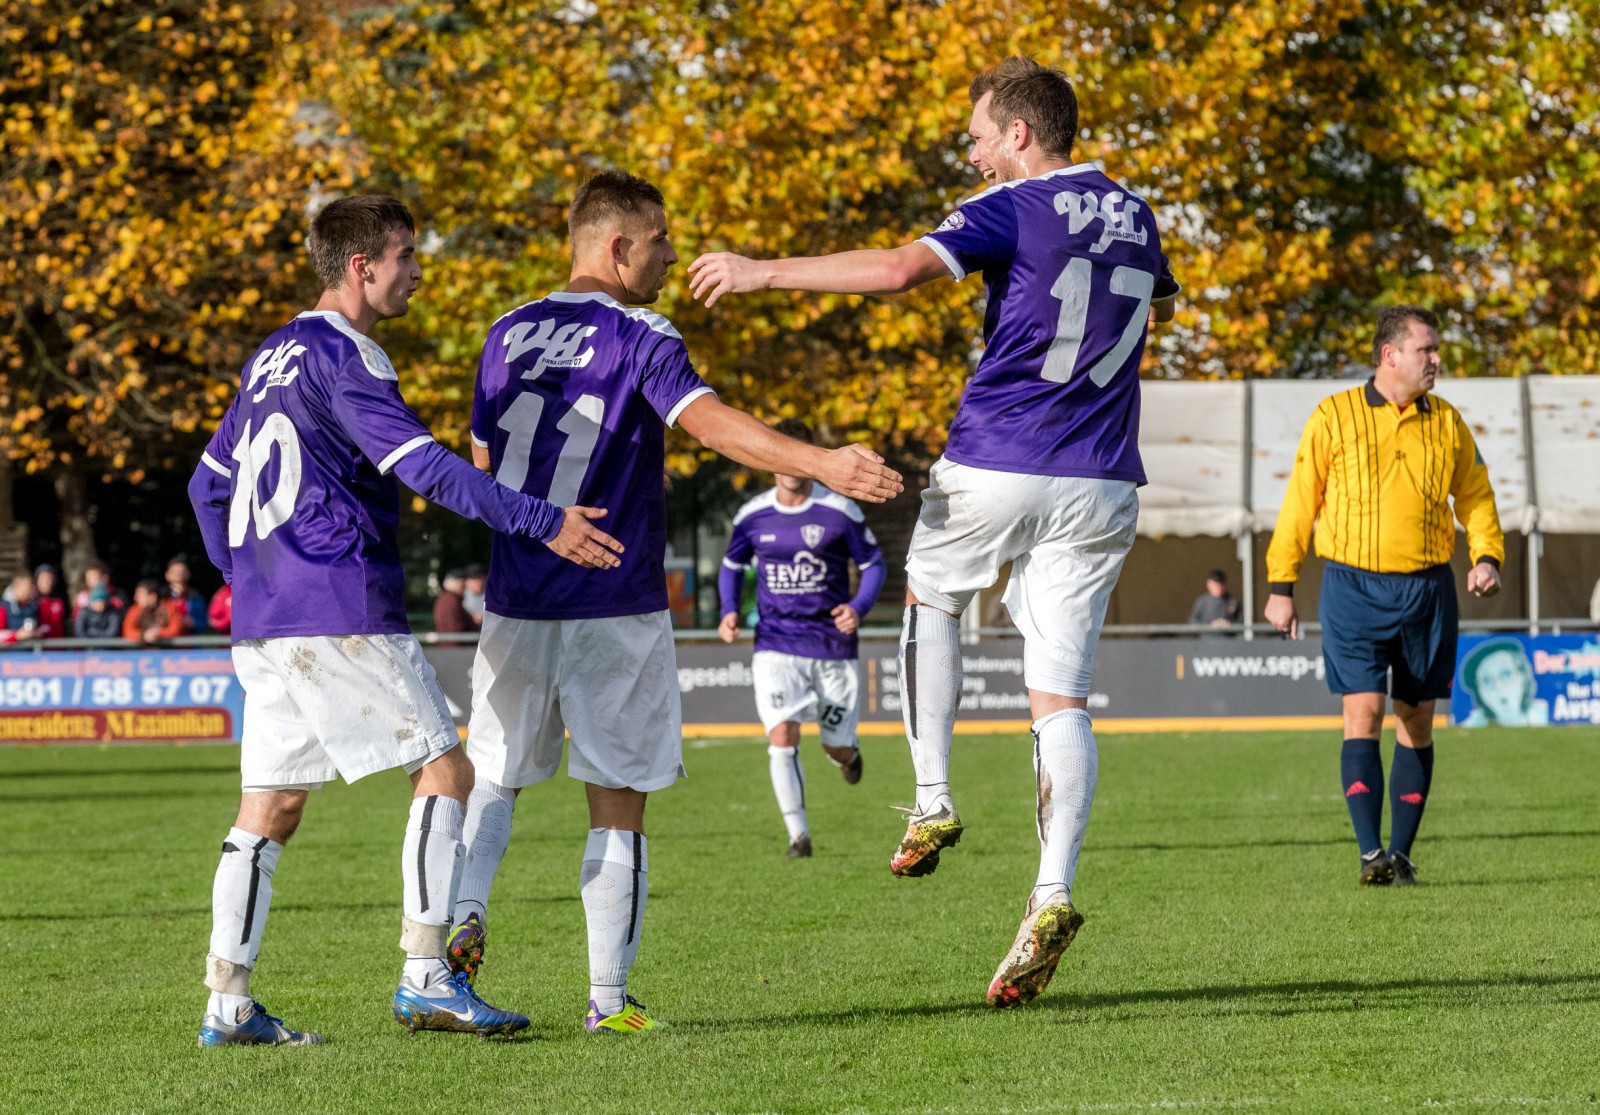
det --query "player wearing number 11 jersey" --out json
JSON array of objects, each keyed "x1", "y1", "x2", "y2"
[
  {"x1": 187, "y1": 195, "x2": 624, "y2": 1048},
  {"x1": 689, "y1": 56, "x2": 1179, "y2": 1008},
  {"x1": 448, "y1": 171, "x2": 902, "y2": 1033}
]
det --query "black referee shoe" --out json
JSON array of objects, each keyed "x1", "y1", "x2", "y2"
[
  {"x1": 1359, "y1": 849, "x2": 1395, "y2": 887},
  {"x1": 1390, "y1": 851, "x2": 1418, "y2": 886}
]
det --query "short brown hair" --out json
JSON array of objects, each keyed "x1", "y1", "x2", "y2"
[
  {"x1": 308, "y1": 195, "x2": 414, "y2": 292},
  {"x1": 569, "y1": 170, "x2": 665, "y2": 245},
  {"x1": 1373, "y1": 305, "x2": 1440, "y2": 367},
  {"x1": 772, "y1": 418, "x2": 814, "y2": 445},
  {"x1": 970, "y1": 56, "x2": 1078, "y2": 161}
]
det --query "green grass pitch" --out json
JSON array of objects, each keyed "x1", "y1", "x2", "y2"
[{"x1": 3, "y1": 727, "x2": 1598, "y2": 1113}]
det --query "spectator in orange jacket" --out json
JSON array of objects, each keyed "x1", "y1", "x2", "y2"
[{"x1": 124, "y1": 578, "x2": 192, "y2": 645}]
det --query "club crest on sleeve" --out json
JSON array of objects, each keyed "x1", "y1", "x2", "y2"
[{"x1": 935, "y1": 211, "x2": 966, "y2": 233}]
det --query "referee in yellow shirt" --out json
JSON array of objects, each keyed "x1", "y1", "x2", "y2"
[{"x1": 1265, "y1": 306, "x2": 1504, "y2": 887}]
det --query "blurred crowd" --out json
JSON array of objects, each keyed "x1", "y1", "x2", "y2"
[{"x1": 0, "y1": 556, "x2": 232, "y2": 646}]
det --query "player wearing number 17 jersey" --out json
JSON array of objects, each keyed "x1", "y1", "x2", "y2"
[
  {"x1": 186, "y1": 195, "x2": 624, "y2": 1048},
  {"x1": 689, "y1": 57, "x2": 1179, "y2": 1009},
  {"x1": 447, "y1": 171, "x2": 902, "y2": 1034}
]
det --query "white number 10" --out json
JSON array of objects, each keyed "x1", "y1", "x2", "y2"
[{"x1": 1041, "y1": 259, "x2": 1155, "y2": 386}]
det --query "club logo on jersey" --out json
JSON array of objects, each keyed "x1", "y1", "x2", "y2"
[
  {"x1": 802, "y1": 524, "x2": 825, "y2": 548},
  {"x1": 245, "y1": 341, "x2": 307, "y2": 401},
  {"x1": 935, "y1": 211, "x2": 966, "y2": 233},
  {"x1": 764, "y1": 550, "x2": 828, "y2": 594},
  {"x1": 504, "y1": 318, "x2": 600, "y2": 372},
  {"x1": 1053, "y1": 189, "x2": 1148, "y2": 254}
]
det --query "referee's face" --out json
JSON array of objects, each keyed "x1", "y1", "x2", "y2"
[{"x1": 1391, "y1": 320, "x2": 1441, "y2": 398}]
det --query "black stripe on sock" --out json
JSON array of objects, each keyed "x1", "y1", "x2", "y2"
[
  {"x1": 625, "y1": 831, "x2": 642, "y2": 946},
  {"x1": 416, "y1": 796, "x2": 436, "y2": 915},
  {"x1": 905, "y1": 607, "x2": 919, "y2": 741},
  {"x1": 793, "y1": 750, "x2": 805, "y2": 810},
  {"x1": 240, "y1": 836, "x2": 270, "y2": 947}
]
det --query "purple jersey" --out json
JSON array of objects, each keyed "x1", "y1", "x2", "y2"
[
  {"x1": 919, "y1": 165, "x2": 1179, "y2": 483},
  {"x1": 472, "y1": 291, "x2": 713, "y2": 620},
  {"x1": 198, "y1": 312, "x2": 440, "y2": 640},
  {"x1": 722, "y1": 487, "x2": 884, "y2": 660}
]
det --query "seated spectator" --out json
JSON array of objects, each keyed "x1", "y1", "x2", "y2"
[
  {"x1": 433, "y1": 569, "x2": 478, "y2": 634},
  {"x1": 33, "y1": 564, "x2": 67, "y2": 637},
  {"x1": 165, "y1": 556, "x2": 209, "y2": 633},
  {"x1": 1188, "y1": 569, "x2": 1242, "y2": 632},
  {"x1": 74, "y1": 584, "x2": 125, "y2": 639},
  {"x1": 123, "y1": 578, "x2": 192, "y2": 645},
  {"x1": 461, "y1": 563, "x2": 487, "y2": 622},
  {"x1": 208, "y1": 583, "x2": 233, "y2": 637},
  {"x1": 1, "y1": 572, "x2": 52, "y2": 643},
  {"x1": 74, "y1": 560, "x2": 126, "y2": 619}
]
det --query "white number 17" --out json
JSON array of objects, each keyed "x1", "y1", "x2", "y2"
[{"x1": 1040, "y1": 259, "x2": 1154, "y2": 386}]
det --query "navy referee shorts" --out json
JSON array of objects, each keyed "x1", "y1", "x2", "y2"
[{"x1": 1317, "y1": 561, "x2": 1459, "y2": 705}]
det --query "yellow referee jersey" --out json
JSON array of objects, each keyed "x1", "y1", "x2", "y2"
[{"x1": 1266, "y1": 380, "x2": 1504, "y2": 586}]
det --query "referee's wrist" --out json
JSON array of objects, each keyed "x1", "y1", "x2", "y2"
[
  {"x1": 1472, "y1": 555, "x2": 1501, "y2": 569},
  {"x1": 1268, "y1": 581, "x2": 1295, "y2": 598}
]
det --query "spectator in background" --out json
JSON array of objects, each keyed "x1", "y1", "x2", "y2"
[
  {"x1": 461, "y1": 563, "x2": 487, "y2": 623},
  {"x1": 166, "y1": 556, "x2": 209, "y2": 633},
  {"x1": 208, "y1": 583, "x2": 233, "y2": 637},
  {"x1": 433, "y1": 569, "x2": 478, "y2": 634},
  {"x1": 1188, "y1": 569, "x2": 1242, "y2": 632},
  {"x1": 33, "y1": 564, "x2": 68, "y2": 637},
  {"x1": 1, "y1": 572, "x2": 51, "y2": 642},
  {"x1": 124, "y1": 577, "x2": 191, "y2": 645},
  {"x1": 74, "y1": 583, "x2": 124, "y2": 639},
  {"x1": 74, "y1": 560, "x2": 126, "y2": 619}
]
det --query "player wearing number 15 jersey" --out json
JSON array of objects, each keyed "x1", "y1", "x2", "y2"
[
  {"x1": 186, "y1": 195, "x2": 625, "y2": 1048},
  {"x1": 689, "y1": 57, "x2": 1179, "y2": 1009},
  {"x1": 448, "y1": 171, "x2": 902, "y2": 1033}
]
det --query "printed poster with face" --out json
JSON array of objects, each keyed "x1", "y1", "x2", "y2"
[{"x1": 1452, "y1": 633, "x2": 1600, "y2": 727}]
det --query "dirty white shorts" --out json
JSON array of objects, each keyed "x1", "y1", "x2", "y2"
[
  {"x1": 465, "y1": 610, "x2": 685, "y2": 792},
  {"x1": 232, "y1": 633, "x2": 458, "y2": 791},
  {"x1": 751, "y1": 651, "x2": 860, "y2": 746}
]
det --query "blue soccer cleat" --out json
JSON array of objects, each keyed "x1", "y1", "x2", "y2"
[
  {"x1": 392, "y1": 970, "x2": 528, "y2": 1038},
  {"x1": 198, "y1": 1000, "x2": 324, "y2": 1048}
]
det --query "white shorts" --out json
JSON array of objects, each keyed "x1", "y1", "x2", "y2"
[
  {"x1": 905, "y1": 458, "x2": 1138, "y2": 697},
  {"x1": 465, "y1": 610, "x2": 685, "y2": 792},
  {"x1": 750, "y1": 650, "x2": 860, "y2": 746},
  {"x1": 232, "y1": 634, "x2": 458, "y2": 790}
]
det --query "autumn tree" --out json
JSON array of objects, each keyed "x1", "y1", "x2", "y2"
[{"x1": 0, "y1": 0, "x2": 356, "y2": 580}]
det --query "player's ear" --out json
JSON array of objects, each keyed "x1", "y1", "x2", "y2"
[{"x1": 608, "y1": 231, "x2": 631, "y2": 268}]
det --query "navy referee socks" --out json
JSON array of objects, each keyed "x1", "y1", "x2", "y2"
[{"x1": 1340, "y1": 738, "x2": 1385, "y2": 856}]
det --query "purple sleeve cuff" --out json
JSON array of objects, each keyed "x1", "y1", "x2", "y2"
[
  {"x1": 393, "y1": 441, "x2": 561, "y2": 542},
  {"x1": 848, "y1": 560, "x2": 887, "y2": 615}
]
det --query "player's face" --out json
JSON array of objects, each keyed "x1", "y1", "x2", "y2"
[
  {"x1": 775, "y1": 472, "x2": 808, "y2": 493},
  {"x1": 619, "y1": 206, "x2": 678, "y2": 305},
  {"x1": 968, "y1": 94, "x2": 1021, "y2": 184},
  {"x1": 365, "y1": 228, "x2": 423, "y2": 320},
  {"x1": 1386, "y1": 319, "x2": 1441, "y2": 397}
]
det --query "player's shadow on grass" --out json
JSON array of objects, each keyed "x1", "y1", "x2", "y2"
[
  {"x1": 0, "y1": 787, "x2": 226, "y2": 804},
  {"x1": 0, "y1": 763, "x2": 237, "y2": 780},
  {"x1": 1093, "y1": 828, "x2": 1600, "y2": 855}
]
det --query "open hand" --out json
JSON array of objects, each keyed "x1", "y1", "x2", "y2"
[
  {"x1": 546, "y1": 506, "x2": 625, "y2": 569},
  {"x1": 687, "y1": 253, "x2": 766, "y2": 308},
  {"x1": 817, "y1": 444, "x2": 903, "y2": 504}
]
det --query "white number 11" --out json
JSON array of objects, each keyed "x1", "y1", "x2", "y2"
[{"x1": 1040, "y1": 259, "x2": 1155, "y2": 386}]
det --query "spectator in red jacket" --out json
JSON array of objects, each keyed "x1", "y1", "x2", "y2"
[
  {"x1": 123, "y1": 578, "x2": 192, "y2": 645},
  {"x1": 432, "y1": 568, "x2": 478, "y2": 634},
  {"x1": 208, "y1": 584, "x2": 233, "y2": 636},
  {"x1": 32, "y1": 564, "x2": 68, "y2": 638}
]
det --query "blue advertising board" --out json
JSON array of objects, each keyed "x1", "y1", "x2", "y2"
[
  {"x1": 1452, "y1": 633, "x2": 1600, "y2": 727},
  {"x1": 0, "y1": 650, "x2": 245, "y2": 742}
]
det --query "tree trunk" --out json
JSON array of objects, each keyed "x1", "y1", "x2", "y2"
[
  {"x1": 54, "y1": 470, "x2": 97, "y2": 592},
  {"x1": 0, "y1": 457, "x2": 25, "y2": 578}
]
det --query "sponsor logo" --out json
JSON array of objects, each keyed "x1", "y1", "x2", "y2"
[{"x1": 764, "y1": 550, "x2": 828, "y2": 594}]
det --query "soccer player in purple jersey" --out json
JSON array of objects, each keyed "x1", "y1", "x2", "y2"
[
  {"x1": 445, "y1": 171, "x2": 902, "y2": 1033},
  {"x1": 717, "y1": 419, "x2": 888, "y2": 858},
  {"x1": 187, "y1": 195, "x2": 625, "y2": 1047},
  {"x1": 689, "y1": 57, "x2": 1180, "y2": 1008}
]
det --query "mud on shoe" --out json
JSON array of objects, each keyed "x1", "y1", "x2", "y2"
[
  {"x1": 1359, "y1": 848, "x2": 1395, "y2": 887},
  {"x1": 446, "y1": 912, "x2": 487, "y2": 983},
  {"x1": 986, "y1": 899, "x2": 1085, "y2": 1009},
  {"x1": 889, "y1": 803, "x2": 964, "y2": 878},
  {"x1": 392, "y1": 970, "x2": 528, "y2": 1039}
]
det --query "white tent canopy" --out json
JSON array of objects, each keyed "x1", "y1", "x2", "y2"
[{"x1": 1138, "y1": 374, "x2": 1599, "y2": 539}]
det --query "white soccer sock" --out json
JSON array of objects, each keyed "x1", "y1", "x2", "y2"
[
  {"x1": 401, "y1": 795, "x2": 464, "y2": 974},
  {"x1": 900, "y1": 604, "x2": 961, "y2": 813},
  {"x1": 455, "y1": 779, "x2": 517, "y2": 925},
  {"x1": 1031, "y1": 708, "x2": 1098, "y2": 905},
  {"x1": 206, "y1": 827, "x2": 282, "y2": 1022},
  {"x1": 581, "y1": 827, "x2": 647, "y2": 1016},
  {"x1": 768, "y1": 745, "x2": 808, "y2": 841}
]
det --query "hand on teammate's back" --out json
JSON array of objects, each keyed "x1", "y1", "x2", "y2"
[
  {"x1": 817, "y1": 444, "x2": 904, "y2": 504},
  {"x1": 546, "y1": 506, "x2": 625, "y2": 569}
]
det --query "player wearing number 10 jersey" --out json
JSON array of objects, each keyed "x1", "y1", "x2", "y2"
[
  {"x1": 187, "y1": 195, "x2": 624, "y2": 1048},
  {"x1": 448, "y1": 171, "x2": 902, "y2": 1033},
  {"x1": 689, "y1": 57, "x2": 1179, "y2": 1009}
]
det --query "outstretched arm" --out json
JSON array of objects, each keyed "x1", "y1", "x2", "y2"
[
  {"x1": 676, "y1": 396, "x2": 903, "y2": 504},
  {"x1": 687, "y1": 242, "x2": 950, "y2": 307}
]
